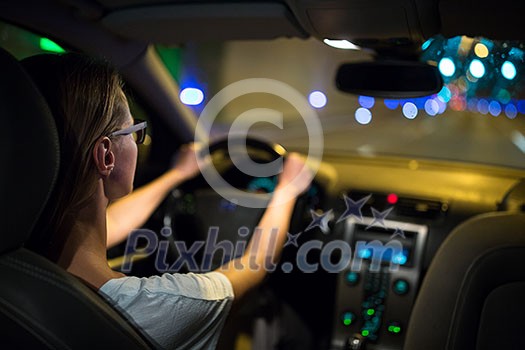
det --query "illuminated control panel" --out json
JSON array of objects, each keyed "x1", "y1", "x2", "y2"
[{"x1": 331, "y1": 218, "x2": 428, "y2": 350}]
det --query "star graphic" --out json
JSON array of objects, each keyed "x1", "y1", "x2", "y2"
[
  {"x1": 305, "y1": 209, "x2": 334, "y2": 234},
  {"x1": 337, "y1": 194, "x2": 371, "y2": 223},
  {"x1": 284, "y1": 232, "x2": 302, "y2": 248},
  {"x1": 390, "y1": 227, "x2": 406, "y2": 240},
  {"x1": 366, "y1": 207, "x2": 394, "y2": 230}
]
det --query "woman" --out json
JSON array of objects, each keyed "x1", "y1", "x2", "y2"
[{"x1": 22, "y1": 53, "x2": 312, "y2": 349}]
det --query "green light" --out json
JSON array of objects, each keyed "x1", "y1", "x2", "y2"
[
  {"x1": 39, "y1": 38, "x2": 65, "y2": 53},
  {"x1": 156, "y1": 45, "x2": 182, "y2": 83},
  {"x1": 342, "y1": 312, "x2": 355, "y2": 326},
  {"x1": 388, "y1": 325, "x2": 402, "y2": 334},
  {"x1": 366, "y1": 309, "x2": 375, "y2": 316},
  {"x1": 361, "y1": 330, "x2": 369, "y2": 337},
  {"x1": 497, "y1": 89, "x2": 511, "y2": 104}
]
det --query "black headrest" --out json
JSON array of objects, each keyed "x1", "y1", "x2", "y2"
[{"x1": 0, "y1": 48, "x2": 59, "y2": 254}]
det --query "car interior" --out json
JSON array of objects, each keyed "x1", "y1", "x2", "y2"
[{"x1": 1, "y1": 0, "x2": 525, "y2": 349}]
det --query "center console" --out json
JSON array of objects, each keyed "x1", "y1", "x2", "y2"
[{"x1": 331, "y1": 217, "x2": 428, "y2": 349}]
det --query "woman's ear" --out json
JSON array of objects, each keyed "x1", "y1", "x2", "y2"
[{"x1": 93, "y1": 136, "x2": 115, "y2": 177}]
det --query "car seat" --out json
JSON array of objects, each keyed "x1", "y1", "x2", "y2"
[
  {"x1": 0, "y1": 47, "x2": 153, "y2": 349},
  {"x1": 405, "y1": 212, "x2": 525, "y2": 350}
]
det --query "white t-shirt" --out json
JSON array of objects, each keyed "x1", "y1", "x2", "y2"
[{"x1": 98, "y1": 271, "x2": 234, "y2": 349}]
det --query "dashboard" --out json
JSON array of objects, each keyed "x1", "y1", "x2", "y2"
[{"x1": 155, "y1": 153, "x2": 524, "y2": 350}]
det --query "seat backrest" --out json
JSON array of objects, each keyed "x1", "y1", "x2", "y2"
[
  {"x1": 0, "y1": 47, "x2": 153, "y2": 349},
  {"x1": 405, "y1": 212, "x2": 525, "y2": 350}
]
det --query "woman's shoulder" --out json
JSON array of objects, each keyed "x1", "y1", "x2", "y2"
[
  {"x1": 99, "y1": 271, "x2": 234, "y2": 301},
  {"x1": 98, "y1": 272, "x2": 234, "y2": 349}
]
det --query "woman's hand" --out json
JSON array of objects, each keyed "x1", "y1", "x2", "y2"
[
  {"x1": 217, "y1": 152, "x2": 314, "y2": 299},
  {"x1": 171, "y1": 143, "x2": 205, "y2": 180},
  {"x1": 275, "y1": 153, "x2": 313, "y2": 200}
]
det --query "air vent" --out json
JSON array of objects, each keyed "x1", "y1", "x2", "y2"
[{"x1": 395, "y1": 198, "x2": 446, "y2": 219}]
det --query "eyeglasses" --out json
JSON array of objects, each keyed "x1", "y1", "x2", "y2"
[{"x1": 109, "y1": 119, "x2": 148, "y2": 144}]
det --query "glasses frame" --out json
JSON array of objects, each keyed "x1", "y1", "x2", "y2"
[{"x1": 109, "y1": 120, "x2": 148, "y2": 144}]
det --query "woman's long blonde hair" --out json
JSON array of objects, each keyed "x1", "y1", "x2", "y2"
[{"x1": 22, "y1": 53, "x2": 128, "y2": 260}]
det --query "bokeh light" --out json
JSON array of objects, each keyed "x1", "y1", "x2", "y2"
[
  {"x1": 355, "y1": 107, "x2": 372, "y2": 125},
  {"x1": 308, "y1": 91, "x2": 327, "y2": 108},
  {"x1": 424, "y1": 99, "x2": 439, "y2": 116},
  {"x1": 358, "y1": 96, "x2": 375, "y2": 109},
  {"x1": 477, "y1": 99, "x2": 489, "y2": 114},
  {"x1": 422, "y1": 38, "x2": 433, "y2": 51},
  {"x1": 501, "y1": 61, "x2": 517, "y2": 80},
  {"x1": 384, "y1": 99, "x2": 398, "y2": 110},
  {"x1": 469, "y1": 59, "x2": 485, "y2": 79},
  {"x1": 180, "y1": 87, "x2": 204, "y2": 105},
  {"x1": 474, "y1": 43, "x2": 489, "y2": 58},
  {"x1": 505, "y1": 104, "x2": 518, "y2": 119},
  {"x1": 438, "y1": 57, "x2": 456, "y2": 77},
  {"x1": 488, "y1": 100, "x2": 501, "y2": 116},
  {"x1": 438, "y1": 86, "x2": 452, "y2": 103},
  {"x1": 402, "y1": 102, "x2": 418, "y2": 119}
]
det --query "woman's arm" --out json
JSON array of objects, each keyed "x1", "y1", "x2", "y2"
[
  {"x1": 106, "y1": 144, "x2": 201, "y2": 248},
  {"x1": 216, "y1": 153, "x2": 313, "y2": 301}
]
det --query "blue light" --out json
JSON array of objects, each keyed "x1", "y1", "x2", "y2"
[
  {"x1": 309, "y1": 91, "x2": 327, "y2": 108},
  {"x1": 501, "y1": 61, "x2": 517, "y2": 80},
  {"x1": 180, "y1": 87, "x2": 204, "y2": 105},
  {"x1": 436, "y1": 96, "x2": 447, "y2": 114},
  {"x1": 355, "y1": 107, "x2": 372, "y2": 125},
  {"x1": 414, "y1": 97, "x2": 428, "y2": 109},
  {"x1": 424, "y1": 99, "x2": 439, "y2": 116},
  {"x1": 505, "y1": 104, "x2": 518, "y2": 119},
  {"x1": 345, "y1": 272, "x2": 359, "y2": 284},
  {"x1": 421, "y1": 38, "x2": 433, "y2": 51},
  {"x1": 489, "y1": 101, "x2": 501, "y2": 116},
  {"x1": 438, "y1": 86, "x2": 452, "y2": 103},
  {"x1": 402, "y1": 102, "x2": 418, "y2": 119},
  {"x1": 445, "y1": 36, "x2": 462, "y2": 53},
  {"x1": 392, "y1": 253, "x2": 408, "y2": 265},
  {"x1": 358, "y1": 96, "x2": 375, "y2": 109},
  {"x1": 358, "y1": 249, "x2": 372, "y2": 259},
  {"x1": 509, "y1": 47, "x2": 524, "y2": 60},
  {"x1": 384, "y1": 99, "x2": 399, "y2": 110},
  {"x1": 469, "y1": 59, "x2": 485, "y2": 79},
  {"x1": 467, "y1": 98, "x2": 478, "y2": 112},
  {"x1": 518, "y1": 100, "x2": 525, "y2": 114},
  {"x1": 477, "y1": 99, "x2": 489, "y2": 114},
  {"x1": 438, "y1": 57, "x2": 456, "y2": 77}
]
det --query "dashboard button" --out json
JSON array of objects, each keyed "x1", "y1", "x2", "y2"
[
  {"x1": 345, "y1": 271, "x2": 360, "y2": 286},
  {"x1": 393, "y1": 279, "x2": 409, "y2": 295},
  {"x1": 342, "y1": 311, "x2": 356, "y2": 326},
  {"x1": 387, "y1": 321, "x2": 402, "y2": 334}
]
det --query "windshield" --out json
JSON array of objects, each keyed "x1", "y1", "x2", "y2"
[{"x1": 157, "y1": 36, "x2": 525, "y2": 169}]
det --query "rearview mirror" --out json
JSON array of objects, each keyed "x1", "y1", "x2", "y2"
[{"x1": 336, "y1": 61, "x2": 443, "y2": 98}]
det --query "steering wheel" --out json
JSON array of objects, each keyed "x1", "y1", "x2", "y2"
[
  {"x1": 208, "y1": 136, "x2": 286, "y2": 155},
  {"x1": 158, "y1": 136, "x2": 289, "y2": 270},
  {"x1": 205, "y1": 135, "x2": 286, "y2": 166}
]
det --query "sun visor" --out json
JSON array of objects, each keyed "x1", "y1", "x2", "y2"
[{"x1": 100, "y1": 3, "x2": 309, "y2": 44}]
